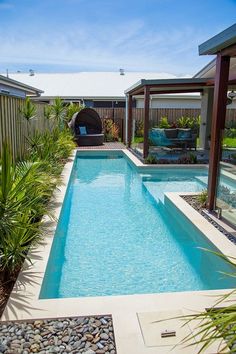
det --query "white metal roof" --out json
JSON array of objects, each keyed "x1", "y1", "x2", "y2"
[{"x1": 6, "y1": 71, "x2": 185, "y2": 99}]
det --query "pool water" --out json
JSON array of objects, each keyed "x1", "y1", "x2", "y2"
[{"x1": 40, "y1": 155, "x2": 235, "y2": 298}]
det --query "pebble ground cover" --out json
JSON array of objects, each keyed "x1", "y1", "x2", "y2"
[{"x1": 0, "y1": 315, "x2": 116, "y2": 354}]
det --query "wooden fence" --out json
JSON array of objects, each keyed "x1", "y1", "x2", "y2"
[
  {"x1": 0, "y1": 95, "x2": 49, "y2": 160},
  {"x1": 2, "y1": 98, "x2": 236, "y2": 160}
]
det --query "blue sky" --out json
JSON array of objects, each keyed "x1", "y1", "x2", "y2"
[{"x1": 0, "y1": 0, "x2": 235, "y2": 76}]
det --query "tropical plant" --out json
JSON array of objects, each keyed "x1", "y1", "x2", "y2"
[
  {"x1": 103, "y1": 119, "x2": 119, "y2": 141},
  {"x1": 176, "y1": 116, "x2": 192, "y2": 128},
  {"x1": 20, "y1": 97, "x2": 36, "y2": 135},
  {"x1": 197, "y1": 189, "x2": 208, "y2": 207},
  {"x1": 27, "y1": 128, "x2": 75, "y2": 175},
  {"x1": 0, "y1": 214, "x2": 42, "y2": 279},
  {"x1": 66, "y1": 102, "x2": 84, "y2": 123},
  {"x1": 153, "y1": 251, "x2": 236, "y2": 353},
  {"x1": 51, "y1": 97, "x2": 66, "y2": 129},
  {"x1": 159, "y1": 117, "x2": 170, "y2": 129},
  {"x1": 144, "y1": 154, "x2": 158, "y2": 164},
  {"x1": 176, "y1": 252, "x2": 236, "y2": 353},
  {"x1": 176, "y1": 116, "x2": 201, "y2": 132},
  {"x1": 0, "y1": 144, "x2": 57, "y2": 277},
  {"x1": 135, "y1": 119, "x2": 144, "y2": 137},
  {"x1": 177, "y1": 153, "x2": 197, "y2": 164},
  {"x1": 43, "y1": 105, "x2": 52, "y2": 120}
]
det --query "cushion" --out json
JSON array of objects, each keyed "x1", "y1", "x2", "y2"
[
  {"x1": 177, "y1": 129, "x2": 192, "y2": 139},
  {"x1": 164, "y1": 129, "x2": 178, "y2": 139},
  {"x1": 79, "y1": 126, "x2": 87, "y2": 135}
]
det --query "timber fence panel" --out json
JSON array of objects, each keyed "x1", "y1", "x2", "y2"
[{"x1": 0, "y1": 95, "x2": 49, "y2": 160}]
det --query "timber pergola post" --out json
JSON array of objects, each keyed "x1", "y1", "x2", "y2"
[
  {"x1": 143, "y1": 85, "x2": 150, "y2": 159},
  {"x1": 208, "y1": 54, "x2": 230, "y2": 210},
  {"x1": 198, "y1": 24, "x2": 236, "y2": 211},
  {"x1": 127, "y1": 94, "x2": 133, "y2": 148}
]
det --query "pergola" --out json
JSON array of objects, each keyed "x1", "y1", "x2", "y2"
[
  {"x1": 125, "y1": 23, "x2": 236, "y2": 214},
  {"x1": 125, "y1": 77, "x2": 214, "y2": 158}
]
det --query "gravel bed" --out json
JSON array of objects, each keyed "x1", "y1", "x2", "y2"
[
  {"x1": 182, "y1": 195, "x2": 236, "y2": 245},
  {"x1": 0, "y1": 315, "x2": 116, "y2": 354}
]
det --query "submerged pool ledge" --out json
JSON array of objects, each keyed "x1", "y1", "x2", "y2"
[{"x1": 165, "y1": 192, "x2": 236, "y2": 261}]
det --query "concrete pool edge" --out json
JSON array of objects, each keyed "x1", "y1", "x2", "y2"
[
  {"x1": 165, "y1": 192, "x2": 236, "y2": 260},
  {"x1": 1, "y1": 147, "x2": 234, "y2": 354}
]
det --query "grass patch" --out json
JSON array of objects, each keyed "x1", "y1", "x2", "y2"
[
  {"x1": 223, "y1": 138, "x2": 236, "y2": 148},
  {"x1": 133, "y1": 136, "x2": 144, "y2": 144}
]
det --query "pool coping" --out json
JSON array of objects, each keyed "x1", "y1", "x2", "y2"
[{"x1": 1, "y1": 147, "x2": 234, "y2": 354}]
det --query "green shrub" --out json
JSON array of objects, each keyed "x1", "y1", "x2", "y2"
[
  {"x1": 65, "y1": 102, "x2": 85, "y2": 123},
  {"x1": 51, "y1": 97, "x2": 66, "y2": 129},
  {"x1": 176, "y1": 116, "x2": 200, "y2": 132},
  {"x1": 197, "y1": 189, "x2": 208, "y2": 207},
  {"x1": 144, "y1": 155, "x2": 158, "y2": 164},
  {"x1": 158, "y1": 117, "x2": 170, "y2": 129},
  {"x1": 135, "y1": 119, "x2": 144, "y2": 137},
  {"x1": 20, "y1": 97, "x2": 37, "y2": 135},
  {"x1": 0, "y1": 144, "x2": 56, "y2": 277},
  {"x1": 103, "y1": 119, "x2": 119, "y2": 142},
  {"x1": 0, "y1": 129, "x2": 75, "y2": 278},
  {"x1": 176, "y1": 251, "x2": 236, "y2": 353},
  {"x1": 177, "y1": 153, "x2": 197, "y2": 164},
  {"x1": 224, "y1": 128, "x2": 236, "y2": 138}
]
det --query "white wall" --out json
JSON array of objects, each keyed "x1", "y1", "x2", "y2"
[
  {"x1": 136, "y1": 97, "x2": 201, "y2": 109},
  {"x1": 135, "y1": 97, "x2": 236, "y2": 109}
]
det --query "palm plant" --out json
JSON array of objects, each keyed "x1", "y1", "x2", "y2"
[
  {"x1": 0, "y1": 213, "x2": 42, "y2": 279},
  {"x1": 160, "y1": 251, "x2": 236, "y2": 353},
  {"x1": 51, "y1": 97, "x2": 66, "y2": 130},
  {"x1": 0, "y1": 144, "x2": 56, "y2": 277},
  {"x1": 27, "y1": 128, "x2": 75, "y2": 175},
  {"x1": 20, "y1": 97, "x2": 36, "y2": 135},
  {"x1": 66, "y1": 102, "x2": 84, "y2": 123},
  {"x1": 43, "y1": 105, "x2": 52, "y2": 120}
]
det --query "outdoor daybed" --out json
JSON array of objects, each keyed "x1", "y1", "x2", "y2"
[
  {"x1": 69, "y1": 108, "x2": 104, "y2": 146},
  {"x1": 149, "y1": 128, "x2": 197, "y2": 150}
]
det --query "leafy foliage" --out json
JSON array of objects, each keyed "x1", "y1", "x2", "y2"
[
  {"x1": 43, "y1": 105, "x2": 52, "y2": 120},
  {"x1": 19, "y1": 97, "x2": 37, "y2": 135},
  {"x1": 0, "y1": 128, "x2": 75, "y2": 278},
  {"x1": 66, "y1": 102, "x2": 85, "y2": 123},
  {"x1": 135, "y1": 119, "x2": 144, "y2": 137},
  {"x1": 144, "y1": 154, "x2": 158, "y2": 164},
  {"x1": 20, "y1": 97, "x2": 36, "y2": 122},
  {"x1": 197, "y1": 189, "x2": 208, "y2": 207},
  {"x1": 103, "y1": 119, "x2": 119, "y2": 142},
  {"x1": 177, "y1": 252, "x2": 236, "y2": 353},
  {"x1": 177, "y1": 152, "x2": 198, "y2": 164},
  {"x1": 158, "y1": 117, "x2": 170, "y2": 129},
  {"x1": 176, "y1": 116, "x2": 200, "y2": 130},
  {"x1": 51, "y1": 97, "x2": 66, "y2": 129}
]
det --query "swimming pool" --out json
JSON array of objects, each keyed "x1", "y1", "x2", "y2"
[{"x1": 40, "y1": 153, "x2": 235, "y2": 298}]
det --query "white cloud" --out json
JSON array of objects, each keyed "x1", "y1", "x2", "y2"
[{"x1": 0, "y1": 20, "x2": 209, "y2": 75}]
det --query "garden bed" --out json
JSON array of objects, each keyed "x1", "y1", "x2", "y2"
[{"x1": 182, "y1": 195, "x2": 236, "y2": 245}]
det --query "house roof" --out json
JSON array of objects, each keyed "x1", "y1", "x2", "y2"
[
  {"x1": 199, "y1": 23, "x2": 236, "y2": 55},
  {"x1": 0, "y1": 74, "x2": 43, "y2": 96},
  {"x1": 6, "y1": 71, "x2": 189, "y2": 100}
]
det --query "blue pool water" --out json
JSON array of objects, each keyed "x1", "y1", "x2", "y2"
[{"x1": 40, "y1": 154, "x2": 235, "y2": 298}]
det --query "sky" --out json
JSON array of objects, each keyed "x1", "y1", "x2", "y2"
[{"x1": 0, "y1": 0, "x2": 236, "y2": 76}]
